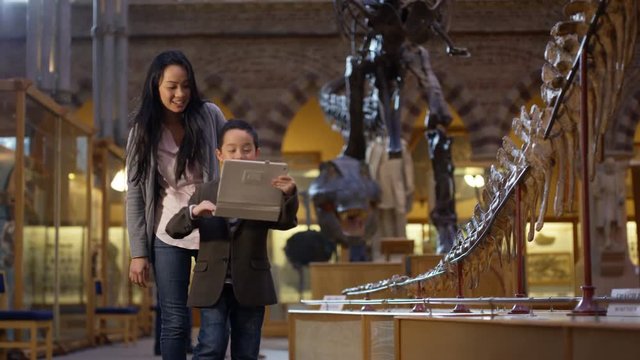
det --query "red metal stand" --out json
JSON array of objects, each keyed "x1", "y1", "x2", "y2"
[
  {"x1": 452, "y1": 262, "x2": 471, "y2": 313},
  {"x1": 510, "y1": 184, "x2": 531, "y2": 314},
  {"x1": 572, "y1": 45, "x2": 606, "y2": 316},
  {"x1": 411, "y1": 281, "x2": 426, "y2": 313},
  {"x1": 361, "y1": 293, "x2": 375, "y2": 312}
]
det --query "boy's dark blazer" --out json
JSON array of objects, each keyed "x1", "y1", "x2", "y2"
[{"x1": 166, "y1": 179, "x2": 298, "y2": 307}]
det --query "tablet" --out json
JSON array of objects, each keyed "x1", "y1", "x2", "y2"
[{"x1": 215, "y1": 159, "x2": 289, "y2": 221}]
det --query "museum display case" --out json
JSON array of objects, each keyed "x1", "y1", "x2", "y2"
[
  {"x1": 526, "y1": 221, "x2": 578, "y2": 297},
  {"x1": 0, "y1": 79, "x2": 93, "y2": 346},
  {"x1": 92, "y1": 140, "x2": 131, "y2": 306},
  {"x1": 92, "y1": 139, "x2": 151, "y2": 337}
]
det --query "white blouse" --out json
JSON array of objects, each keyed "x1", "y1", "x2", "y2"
[{"x1": 154, "y1": 126, "x2": 203, "y2": 249}]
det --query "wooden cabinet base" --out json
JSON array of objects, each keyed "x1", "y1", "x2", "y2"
[{"x1": 289, "y1": 309, "x2": 640, "y2": 360}]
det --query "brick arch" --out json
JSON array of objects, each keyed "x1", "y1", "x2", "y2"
[
  {"x1": 495, "y1": 69, "x2": 542, "y2": 130},
  {"x1": 406, "y1": 69, "x2": 543, "y2": 160},
  {"x1": 402, "y1": 73, "x2": 489, "y2": 156},
  {"x1": 267, "y1": 72, "x2": 461, "y2": 154},
  {"x1": 199, "y1": 74, "x2": 252, "y2": 120},
  {"x1": 471, "y1": 69, "x2": 542, "y2": 158},
  {"x1": 69, "y1": 74, "x2": 253, "y2": 123},
  {"x1": 258, "y1": 73, "x2": 322, "y2": 155}
]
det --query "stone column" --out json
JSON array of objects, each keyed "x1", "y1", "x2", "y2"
[
  {"x1": 92, "y1": 0, "x2": 104, "y2": 136},
  {"x1": 100, "y1": 0, "x2": 115, "y2": 140},
  {"x1": 114, "y1": 0, "x2": 128, "y2": 147},
  {"x1": 93, "y1": 0, "x2": 128, "y2": 143},
  {"x1": 26, "y1": 0, "x2": 71, "y2": 103}
]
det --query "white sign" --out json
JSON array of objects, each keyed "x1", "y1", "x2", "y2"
[
  {"x1": 608, "y1": 288, "x2": 640, "y2": 317},
  {"x1": 319, "y1": 295, "x2": 347, "y2": 311}
]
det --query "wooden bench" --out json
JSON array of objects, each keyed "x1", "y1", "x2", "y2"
[
  {"x1": 94, "y1": 280, "x2": 139, "y2": 345},
  {"x1": 0, "y1": 272, "x2": 53, "y2": 360},
  {"x1": 380, "y1": 238, "x2": 414, "y2": 261}
]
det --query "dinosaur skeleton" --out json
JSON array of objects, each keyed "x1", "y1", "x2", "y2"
[
  {"x1": 317, "y1": 0, "x2": 469, "y2": 254},
  {"x1": 342, "y1": 0, "x2": 637, "y2": 296}
]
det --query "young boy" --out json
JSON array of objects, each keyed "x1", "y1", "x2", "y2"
[{"x1": 166, "y1": 119, "x2": 298, "y2": 360}]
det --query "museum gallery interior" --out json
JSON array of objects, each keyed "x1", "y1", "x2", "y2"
[{"x1": 0, "y1": 0, "x2": 639, "y2": 359}]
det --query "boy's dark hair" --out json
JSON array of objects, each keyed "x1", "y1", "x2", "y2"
[{"x1": 218, "y1": 119, "x2": 260, "y2": 149}]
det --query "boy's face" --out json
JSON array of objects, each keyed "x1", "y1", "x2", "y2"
[{"x1": 216, "y1": 129, "x2": 259, "y2": 162}]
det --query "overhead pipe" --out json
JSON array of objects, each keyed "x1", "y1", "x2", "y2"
[
  {"x1": 101, "y1": 0, "x2": 115, "y2": 141},
  {"x1": 92, "y1": 0, "x2": 104, "y2": 137},
  {"x1": 115, "y1": 0, "x2": 128, "y2": 147},
  {"x1": 55, "y1": 0, "x2": 71, "y2": 103},
  {"x1": 26, "y1": 0, "x2": 71, "y2": 101}
]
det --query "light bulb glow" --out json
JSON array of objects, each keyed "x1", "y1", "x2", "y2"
[
  {"x1": 464, "y1": 174, "x2": 485, "y2": 188},
  {"x1": 110, "y1": 169, "x2": 127, "y2": 192}
]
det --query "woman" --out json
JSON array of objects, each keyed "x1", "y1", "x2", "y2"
[{"x1": 126, "y1": 50, "x2": 226, "y2": 359}]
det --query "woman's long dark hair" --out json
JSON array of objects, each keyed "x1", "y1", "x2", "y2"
[{"x1": 127, "y1": 50, "x2": 208, "y2": 185}]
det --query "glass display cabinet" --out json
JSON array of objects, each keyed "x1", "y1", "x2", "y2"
[
  {"x1": 0, "y1": 79, "x2": 93, "y2": 346},
  {"x1": 92, "y1": 139, "x2": 150, "y2": 337}
]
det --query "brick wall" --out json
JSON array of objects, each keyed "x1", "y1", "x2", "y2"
[{"x1": 0, "y1": 0, "x2": 638, "y2": 158}]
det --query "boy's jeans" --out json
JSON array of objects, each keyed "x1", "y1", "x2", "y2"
[{"x1": 194, "y1": 284, "x2": 265, "y2": 360}]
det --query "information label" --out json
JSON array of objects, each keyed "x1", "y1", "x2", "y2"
[
  {"x1": 608, "y1": 288, "x2": 640, "y2": 317},
  {"x1": 319, "y1": 295, "x2": 347, "y2": 311}
]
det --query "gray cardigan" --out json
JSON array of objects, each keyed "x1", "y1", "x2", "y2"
[{"x1": 126, "y1": 102, "x2": 226, "y2": 260}]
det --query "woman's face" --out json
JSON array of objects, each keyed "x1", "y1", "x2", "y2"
[{"x1": 158, "y1": 64, "x2": 190, "y2": 114}]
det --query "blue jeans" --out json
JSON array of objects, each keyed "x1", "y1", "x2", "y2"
[
  {"x1": 194, "y1": 284, "x2": 265, "y2": 360},
  {"x1": 349, "y1": 243, "x2": 369, "y2": 262},
  {"x1": 154, "y1": 292, "x2": 194, "y2": 355},
  {"x1": 154, "y1": 239, "x2": 198, "y2": 360}
]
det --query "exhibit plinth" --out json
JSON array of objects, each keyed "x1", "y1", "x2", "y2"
[{"x1": 289, "y1": 308, "x2": 640, "y2": 360}]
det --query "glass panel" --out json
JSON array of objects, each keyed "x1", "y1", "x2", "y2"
[
  {"x1": 0, "y1": 91, "x2": 17, "y2": 307},
  {"x1": 281, "y1": 151, "x2": 322, "y2": 225},
  {"x1": 21, "y1": 95, "x2": 92, "y2": 342},
  {"x1": 273, "y1": 153, "x2": 324, "y2": 306},
  {"x1": 89, "y1": 150, "x2": 103, "y2": 297},
  {"x1": 92, "y1": 144, "x2": 135, "y2": 309},
  {"x1": 22, "y1": 97, "x2": 57, "y2": 311},
  {"x1": 406, "y1": 223, "x2": 438, "y2": 254},
  {"x1": 106, "y1": 152, "x2": 128, "y2": 305},
  {"x1": 526, "y1": 221, "x2": 576, "y2": 297},
  {"x1": 627, "y1": 222, "x2": 638, "y2": 267},
  {"x1": 269, "y1": 224, "x2": 319, "y2": 303},
  {"x1": 58, "y1": 120, "x2": 90, "y2": 341}
]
